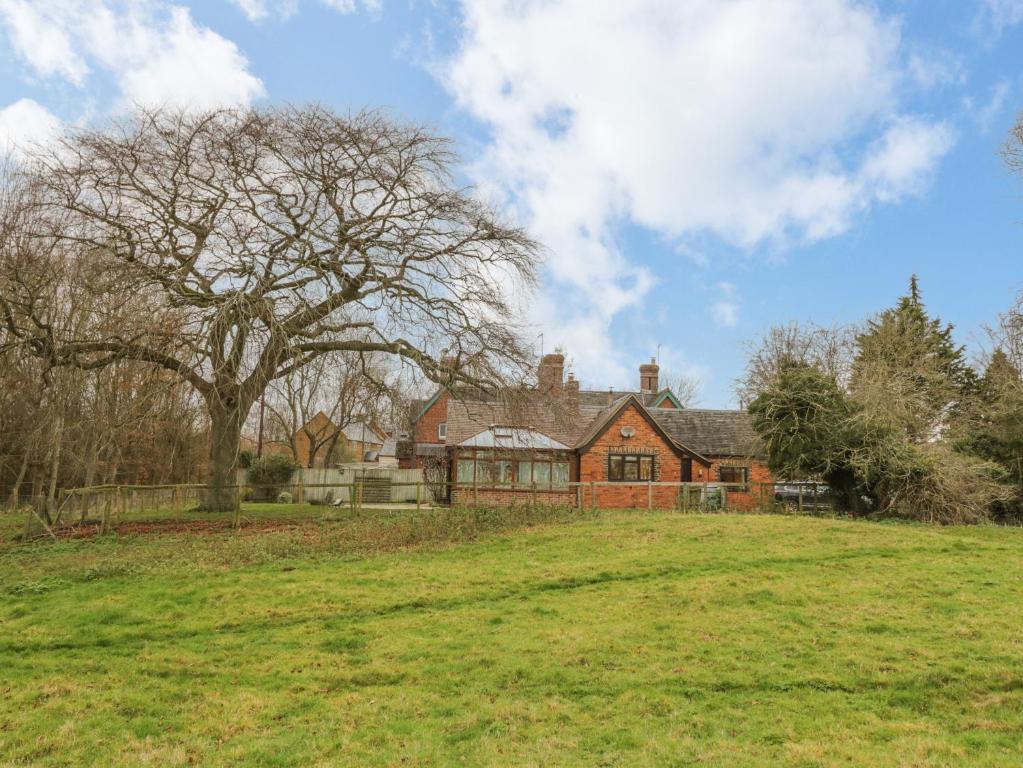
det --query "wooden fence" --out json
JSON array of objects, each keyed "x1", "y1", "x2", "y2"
[{"x1": 12, "y1": 479, "x2": 837, "y2": 540}]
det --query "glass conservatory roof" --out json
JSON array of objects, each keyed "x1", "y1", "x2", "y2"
[{"x1": 458, "y1": 427, "x2": 569, "y2": 450}]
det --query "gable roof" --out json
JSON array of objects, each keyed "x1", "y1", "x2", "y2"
[
  {"x1": 650, "y1": 408, "x2": 763, "y2": 458},
  {"x1": 341, "y1": 421, "x2": 385, "y2": 444},
  {"x1": 573, "y1": 394, "x2": 711, "y2": 464}
]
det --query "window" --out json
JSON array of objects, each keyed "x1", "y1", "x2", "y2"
[
  {"x1": 552, "y1": 461, "x2": 570, "y2": 488},
  {"x1": 718, "y1": 466, "x2": 749, "y2": 488},
  {"x1": 438, "y1": 422, "x2": 447, "y2": 440},
  {"x1": 608, "y1": 454, "x2": 654, "y2": 482},
  {"x1": 494, "y1": 460, "x2": 514, "y2": 485},
  {"x1": 457, "y1": 460, "x2": 475, "y2": 483},
  {"x1": 455, "y1": 453, "x2": 570, "y2": 488}
]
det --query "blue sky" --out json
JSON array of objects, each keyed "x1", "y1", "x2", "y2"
[{"x1": 0, "y1": 0, "x2": 1021, "y2": 406}]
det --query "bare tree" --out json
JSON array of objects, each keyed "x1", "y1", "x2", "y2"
[
  {"x1": 985, "y1": 290, "x2": 1023, "y2": 372},
  {"x1": 735, "y1": 322, "x2": 856, "y2": 407},
  {"x1": 658, "y1": 370, "x2": 701, "y2": 407},
  {"x1": 1, "y1": 106, "x2": 539, "y2": 510},
  {"x1": 263, "y1": 350, "x2": 386, "y2": 467}
]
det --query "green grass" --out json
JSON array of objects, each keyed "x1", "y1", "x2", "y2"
[{"x1": 2, "y1": 510, "x2": 1023, "y2": 766}]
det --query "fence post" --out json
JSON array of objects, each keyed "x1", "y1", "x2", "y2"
[
  {"x1": 175, "y1": 485, "x2": 183, "y2": 514},
  {"x1": 798, "y1": 484, "x2": 804, "y2": 514},
  {"x1": 532, "y1": 481, "x2": 537, "y2": 507},
  {"x1": 416, "y1": 482, "x2": 421, "y2": 512},
  {"x1": 647, "y1": 481, "x2": 652, "y2": 511},
  {"x1": 812, "y1": 484, "x2": 818, "y2": 514},
  {"x1": 576, "y1": 483, "x2": 582, "y2": 511},
  {"x1": 590, "y1": 481, "x2": 596, "y2": 510}
]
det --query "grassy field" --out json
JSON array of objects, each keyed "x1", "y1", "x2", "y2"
[{"x1": 2, "y1": 509, "x2": 1023, "y2": 767}]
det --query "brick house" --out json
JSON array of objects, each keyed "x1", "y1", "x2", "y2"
[
  {"x1": 287, "y1": 412, "x2": 386, "y2": 467},
  {"x1": 410, "y1": 353, "x2": 771, "y2": 509}
]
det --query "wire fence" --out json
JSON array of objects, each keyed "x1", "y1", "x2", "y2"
[{"x1": 6, "y1": 480, "x2": 837, "y2": 541}]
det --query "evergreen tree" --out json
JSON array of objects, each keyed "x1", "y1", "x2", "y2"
[
  {"x1": 850, "y1": 276, "x2": 974, "y2": 443},
  {"x1": 955, "y1": 349, "x2": 1023, "y2": 518}
]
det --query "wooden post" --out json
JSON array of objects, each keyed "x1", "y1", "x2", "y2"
[
  {"x1": 576, "y1": 483, "x2": 582, "y2": 511},
  {"x1": 532, "y1": 481, "x2": 537, "y2": 507},
  {"x1": 416, "y1": 482, "x2": 421, "y2": 512},
  {"x1": 590, "y1": 481, "x2": 596, "y2": 510},
  {"x1": 101, "y1": 492, "x2": 111, "y2": 534},
  {"x1": 233, "y1": 484, "x2": 241, "y2": 529},
  {"x1": 812, "y1": 484, "x2": 818, "y2": 514},
  {"x1": 175, "y1": 485, "x2": 183, "y2": 514},
  {"x1": 647, "y1": 480, "x2": 652, "y2": 511},
  {"x1": 798, "y1": 484, "x2": 804, "y2": 514}
]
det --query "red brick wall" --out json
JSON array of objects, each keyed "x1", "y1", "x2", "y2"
[
  {"x1": 578, "y1": 403, "x2": 695, "y2": 509},
  {"x1": 705, "y1": 458, "x2": 773, "y2": 510},
  {"x1": 452, "y1": 487, "x2": 576, "y2": 507},
  {"x1": 412, "y1": 392, "x2": 449, "y2": 467}
]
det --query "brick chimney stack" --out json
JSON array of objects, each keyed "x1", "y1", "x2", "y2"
[
  {"x1": 640, "y1": 357, "x2": 659, "y2": 393},
  {"x1": 538, "y1": 353, "x2": 565, "y2": 392}
]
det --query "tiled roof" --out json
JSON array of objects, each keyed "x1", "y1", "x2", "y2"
[
  {"x1": 426, "y1": 386, "x2": 763, "y2": 459},
  {"x1": 342, "y1": 422, "x2": 385, "y2": 443},
  {"x1": 443, "y1": 389, "x2": 617, "y2": 447},
  {"x1": 650, "y1": 408, "x2": 763, "y2": 458}
]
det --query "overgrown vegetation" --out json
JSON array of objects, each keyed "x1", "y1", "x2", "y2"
[
  {"x1": 3, "y1": 513, "x2": 1023, "y2": 766},
  {"x1": 245, "y1": 454, "x2": 298, "y2": 502},
  {"x1": 748, "y1": 281, "x2": 1019, "y2": 524}
]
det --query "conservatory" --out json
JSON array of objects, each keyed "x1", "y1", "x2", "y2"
[{"x1": 452, "y1": 426, "x2": 572, "y2": 493}]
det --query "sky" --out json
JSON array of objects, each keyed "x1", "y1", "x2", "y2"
[{"x1": 0, "y1": 0, "x2": 1021, "y2": 407}]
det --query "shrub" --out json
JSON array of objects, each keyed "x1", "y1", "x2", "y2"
[
  {"x1": 247, "y1": 454, "x2": 298, "y2": 501},
  {"x1": 277, "y1": 491, "x2": 293, "y2": 504}
]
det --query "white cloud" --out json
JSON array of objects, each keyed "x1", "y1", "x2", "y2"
[
  {"x1": 0, "y1": 98, "x2": 61, "y2": 159},
  {"x1": 966, "y1": 80, "x2": 1012, "y2": 133},
  {"x1": 980, "y1": 0, "x2": 1023, "y2": 33},
  {"x1": 0, "y1": 0, "x2": 87, "y2": 83},
  {"x1": 441, "y1": 0, "x2": 953, "y2": 385},
  {"x1": 228, "y1": 0, "x2": 379, "y2": 22},
  {"x1": 116, "y1": 7, "x2": 264, "y2": 109},
  {"x1": 710, "y1": 283, "x2": 741, "y2": 329},
  {"x1": 0, "y1": 1, "x2": 264, "y2": 109}
]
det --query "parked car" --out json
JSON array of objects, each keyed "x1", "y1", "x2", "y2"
[{"x1": 773, "y1": 483, "x2": 831, "y2": 510}]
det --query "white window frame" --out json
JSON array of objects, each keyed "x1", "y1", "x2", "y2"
[{"x1": 438, "y1": 422, "x2": 447, "y2": 441}]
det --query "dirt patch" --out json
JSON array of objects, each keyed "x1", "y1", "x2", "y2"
[{"x1": 49, "y1": 518, "x2": 311, "y2": 539}]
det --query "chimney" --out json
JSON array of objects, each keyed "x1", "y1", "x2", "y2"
[
  {"x1": 537, "y1": 353, "x2": 565, "y2": 392},
  {"x1": 438, "y1": 353, "x2": 457, "y2": 384},
  {"x1": 564, "y1": 373, "x2": 580, "y2": 416},
  {"x1": 640, "y1": 357, "x2": 659, "y2": 393}
]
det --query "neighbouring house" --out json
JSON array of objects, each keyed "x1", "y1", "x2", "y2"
[
  {"x1": 281, "y1": 413, "x2": 387, "y2": 467},
  {"x1": 410, "y1": 353, "x2": 771, "y2": 509}
]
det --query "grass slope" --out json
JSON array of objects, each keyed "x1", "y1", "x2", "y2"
[{"x1": 2, "y1": 512, "x2": 1023, "y2": 766}]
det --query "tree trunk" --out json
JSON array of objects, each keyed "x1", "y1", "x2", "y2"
[
  {"x1": 205, "y1": 399, "x2": 247, "y2": 512},
  {"x1": 7, "y1": 451, "x2": 30, "y2": 509}
]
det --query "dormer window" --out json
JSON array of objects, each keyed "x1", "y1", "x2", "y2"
[{"x1": 438, "y1": 422, "x2": 447, "y2": 441}]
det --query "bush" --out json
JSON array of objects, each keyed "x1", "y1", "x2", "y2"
[
  {"x1": 277, "y1": 491, "x2": 293, "y2": 504},
  {"x1": 246, "y1": 454, "x2": 298, "y2": 501}
]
